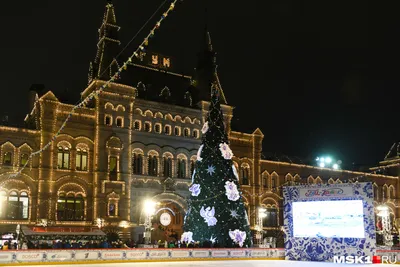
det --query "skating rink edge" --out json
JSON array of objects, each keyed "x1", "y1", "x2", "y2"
[{"x1": 0, "y1": 257, "x2": 284, "y2": 266}]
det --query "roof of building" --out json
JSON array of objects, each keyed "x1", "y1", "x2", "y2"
[
  {"x1": 384, "y1": 142, "x2": 400, "y2": 160},
  {"x1": 119, "y1": 61, "x2": 195, "y2": 107}
]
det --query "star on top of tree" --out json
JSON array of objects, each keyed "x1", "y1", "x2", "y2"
[{"x1": 207, "y1": 165, "x2": 216, "y2": 175}]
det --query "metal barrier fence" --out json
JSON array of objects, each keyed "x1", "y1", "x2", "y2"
[{"x1": 0, "y1": 248, "x2": 285, "y2": 265}]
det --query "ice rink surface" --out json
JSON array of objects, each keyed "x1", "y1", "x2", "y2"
[{"x1": 4, "y1": 260, "x2": 395, "y2": 267}]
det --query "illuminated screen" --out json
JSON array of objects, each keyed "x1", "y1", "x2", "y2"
[{"x1": 292, "y1": 200, "x2": 365, "y2": 238}]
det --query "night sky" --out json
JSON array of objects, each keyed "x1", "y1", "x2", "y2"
[{"x1": 0, "y1": 0, "x2": 399, "y2": 169}]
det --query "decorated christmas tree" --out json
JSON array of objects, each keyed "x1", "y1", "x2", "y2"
[{"x1": 182, "y1": 84, "x2": 252, "y2": 248}]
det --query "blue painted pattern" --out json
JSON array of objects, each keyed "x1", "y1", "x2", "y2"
[{"x1": 283, "y1": 183, "x2": 376, "y2": 262}]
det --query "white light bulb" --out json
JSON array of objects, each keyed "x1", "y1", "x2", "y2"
[
  {"x1": 319, "y1": 162, "x2": 325, "y2": 168},
  {"x1": 320, "y1": 157, "x2": 325, "y2": 162},
  {"x1": 326, "y1": 157, "x2": 332, "y2": 163},
  {"x1": 333, "y1": 164, "x2": 339, "y2": 169}
]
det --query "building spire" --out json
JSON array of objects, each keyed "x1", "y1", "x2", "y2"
[
  {"x1": 89, "y1": 0, "x2": 121, "y2": 82},
  {"x1": 191, "y1": 4, "x2": 227, "y2": 104}
]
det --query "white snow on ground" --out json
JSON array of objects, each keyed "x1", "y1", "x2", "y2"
[{"x1": 2, "y1": 260, "x2": 394, "y2": 267}]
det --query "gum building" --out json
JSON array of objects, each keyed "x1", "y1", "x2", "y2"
[{"x1": 0, "y1": 1, "x2": 398, "y2": 244}]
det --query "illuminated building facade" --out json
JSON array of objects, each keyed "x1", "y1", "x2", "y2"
[{"x1": 0, "y1": 1, "x2": 398, "y2": 242}]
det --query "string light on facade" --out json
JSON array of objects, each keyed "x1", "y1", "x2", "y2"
[{"x1": 10, "y1": 0, "x2": 182, "y2": 177}]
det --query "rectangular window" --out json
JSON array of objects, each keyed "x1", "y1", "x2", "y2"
[
  {"x1": 109, "y1": 203, "x2": 116, "y2": 216},
  {"x1": 57, "y1": 199, "x2": 65, "y2": 220},
  {"x1": 7, "y1": 195, "x2": 18, "y2": 219},
  {"x1": 64, "y1": 153, "x2": 69, "y2": 169},
  {"x1": 262, "y1": 208, "x2": 278, "y2": 227},
  {"x1": 164, "y1": 126, "x2": 171, "y2": 135},
  {"x1": 3, "y1": 153, "x2": 12, "y2": 165},
  {"x1": 110, "y1": 157, "x2": 117, "y2": 173},
  {"x1": 82, "y1": 154, "x2": 88, "y2": 171},
  {"x1": 20, "y1": 197, "x2": 29, "y2": 219},
  {"x1": 20, "y1": 154, "x2": 29, "y2": 166},
  {"x1": 57, "y1": 152, "x2": 63, "y2": 168},
  {"x1": 76, "y1": 153, "x2": 82, "y2": 170},
  {"x1": 75, "y1": 199, "x2": 84, "y2": 221}
]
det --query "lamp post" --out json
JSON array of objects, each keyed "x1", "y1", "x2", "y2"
[
  {"x1": 257, "y1": 208, "x2": 267, "y2": 246},
  {"x1": 143, "y1": 200, "x2": 156, "y2": 245},
  {"x1": 15, "y1": 224, "x2": 21, "y2": 250}
]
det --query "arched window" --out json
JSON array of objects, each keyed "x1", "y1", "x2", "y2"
[
  {"x1": 3, "y1": 152, "x2": 12, "y2": 166},
  {"x1": 134, "y1": 121, "x2": 141, "y2": 131},
  {"x1": 144, "y1": 122, "x2": 151, "y2": 132},
  {"x1": 164, "y1": 125, "x2": 171, "y2": 135},
  {"x1": 116, "y1": 117, "x2": 123, "y2": 128},
  {"x1": 0, "y1": 191, "x2": 29, "y2": 220},
  {"x1": 155, "y1": 124, "x2": 162, "y2": 134},
  {"x1": 174, "y1": 127, "x2": 181, "y2": 136},
  {"x1": 76, "y1": 148, "x2": 88, "y2": 171},
  {"x1": 190, "y1": 160, "x2": 195, "y2": 176},
  {"x1": 262, "y1": 172, "x2": 270, "y2": 189},
  {"x1": 285, "y1": 174, "x2": 293, "y2": 185},
  {"x1": 105, "y1": 115, "x2": 112, "y2": 126},
  {"x1": 241, "y1": 167, "x2": 250, "y2": 185},
  {"x1": 148, "y1": 155, "x2": 158, "y2": 176},
  {"x1": 382, "y1": 186, "x2": 387, "y2": 200},
  {"x1": 315, "y1": 177, "x2": 322, "y2": 184},
  {"x1": 57, "y1": 193, "x2": 84, "y2": 221},
  {"x1": 389, "y1": 186, "x2": 395, "y2": 199},
  {"x1": 177, "y1": 158, "x2": 186, "y2": 178},
  {"x1": 163, "y1": 156, "x2": 172, "y2": 177},
  {"x1": 137, "y1": 82, "x2": 146, "y2": 97},
  {"x1": 373, "y1": 185, "x2": 379, "y2": 200},
  {"x1": 192, "y1": 130, "x2": 199, "y2": 139},
  {"x1": 262, "y1": 207, "x2": 278, "y2": 227},
  {"x1": 57, "y1": 146, "x2": 70, "y2": 169},
  {"x1": 184, "y1": 128, "x2": 190, "y2": 137},
  {"x1": 132, "y1": 153, "x2": 143, "y2": 175},
  {"x1": 20, "y1": 153, "x2": 29, "y2": 166},
  {"x1": 271, "y1": 175, "x2": 277, "y2": 190}
]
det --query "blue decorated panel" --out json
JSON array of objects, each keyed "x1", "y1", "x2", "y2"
[{"x1": 283, "y1": 182, "x2": 376, "y2": 262}]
